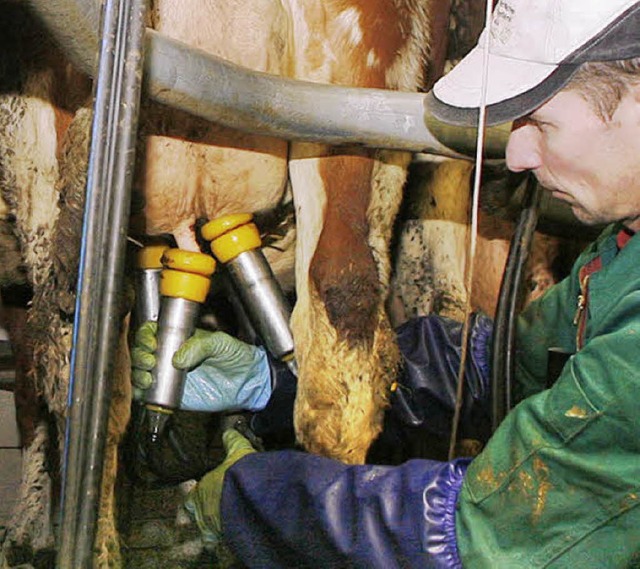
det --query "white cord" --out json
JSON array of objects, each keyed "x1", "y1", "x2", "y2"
[{"x1": 448, "y1": 0, "x2": 495, "y2": 461}]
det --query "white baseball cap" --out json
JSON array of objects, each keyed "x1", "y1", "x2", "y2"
[{"x1": 427, "y1": 0, "x2": 640, "y2": 126}]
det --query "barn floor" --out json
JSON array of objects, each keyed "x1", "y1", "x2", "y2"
[
  {"x1": 117, "y1": 481, "x2": 218, "y2": 568},
  {"x1": 0, "y1": 336, "x2": 228, "y2": 569},
  {"x1": 0, "y1": 341, "x2": 20, "y2": 540},
  {"x1": 116, "y1": 407, "x2": 249, "y2": 568}
]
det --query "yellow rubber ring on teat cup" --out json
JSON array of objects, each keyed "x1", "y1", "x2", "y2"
[
  {"x1": 201, "y1": 213, "x2": 262, "y2": 263},
  {"x1": 210, "y1": 223, "x2": 262, "y2": 263},
  {"x1": 137, "y1": 244, "x2": 169, "y2": 270},
  {"x1": 201, "y1": 213, "x2": 254, "y2": 241},
  {"x1": 161, "y1": 249, "x2": 216, "y2": 277},
  {"x1": 160, "y1": 269, "x2": 212, "y2": 303}
]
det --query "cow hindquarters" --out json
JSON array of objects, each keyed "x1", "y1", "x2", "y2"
[{"x1": 289, "y1": 144, "x2": 407, "y2": 464}]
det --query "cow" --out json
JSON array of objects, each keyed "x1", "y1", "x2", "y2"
[
  {"x1": 388, "y1": 159, "x2": 580, "y2": 326},
  {"x1": 0, "y1": 0, "x2": 445, "y2": 565},
  {"x1": 137, "y1": 0, "x2": 438, "y2": 467},
  {"x1": 388, "y1": 159, "x2": 591, "y2": 327}
]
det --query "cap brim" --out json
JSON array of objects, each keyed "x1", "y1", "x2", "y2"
[
  {"x1": 428, "y1": 0, "x2": 640, "y2": 128},
  {"x1": 428, "y1": 45, "x2": 579, "y2": 127}
]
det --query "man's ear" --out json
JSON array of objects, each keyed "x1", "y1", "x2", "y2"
[
  {"x1": 624, "y1": 82, "x2": 640, "y2": 125},
  {"x1": 629, "y1": 81, "x2": 640, "y2": 103}
]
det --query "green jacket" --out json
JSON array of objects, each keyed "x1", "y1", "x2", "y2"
[{"x1": 457, "y1": 224, "x2": 640, "y2": 568}]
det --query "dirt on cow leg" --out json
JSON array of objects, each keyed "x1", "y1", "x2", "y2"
[
  {"x1": 292, "y1": 290, "x2": 400, "y2": 465},
  {"x1": 92, "y1": 319, "x2": 133, "y2": 569}
]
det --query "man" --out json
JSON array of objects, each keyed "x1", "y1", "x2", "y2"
[{"x1": 132, "y1": 0, "x2": 640, "y2": 566}]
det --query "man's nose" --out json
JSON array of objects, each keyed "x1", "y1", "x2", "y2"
[{"x1": 505, "y1": 124, "x2": 542, "y2": 172}]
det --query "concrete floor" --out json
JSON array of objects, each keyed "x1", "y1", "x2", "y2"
[
  {"x1": 0, "y1": 335, "x2": 226, "y2": 568},
  {"x1": 0, "y1": 374, "x2": 21, "y2": 533}
]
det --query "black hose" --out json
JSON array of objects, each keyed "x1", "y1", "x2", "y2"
[
  {"x1": 57, "y1": 0, "x2": 147, "y2": 566},
  {"x1": 490, "y1": 174, "x2": 542, "y2": 432}
]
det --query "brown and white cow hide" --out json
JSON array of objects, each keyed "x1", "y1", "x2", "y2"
[
  {"x1": 285, "y1": 0, "x2": 431, "y2": 463},
  {"x1": 140, "y1": 0, "x2": 432, "y2": 465},
  {"x1": 0, "y1": 0, "x2": 436, "y2": 565},
  {"x1": 0, "y1": 25, "x2": 132, "y2": 564}
]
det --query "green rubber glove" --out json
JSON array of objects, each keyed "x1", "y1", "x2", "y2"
[
  {"x1": 130, "y1": 321, "x2": 158, "y2": 400},
  {"x1": 185, "y1": 428, "x2": 257, "y2": 546},
  {"x1": 130, "y1": 324, "x2": 272, "y2": 411},
  {"x1": 173, "y1": 327, "x2": 261, "y2": 369}
]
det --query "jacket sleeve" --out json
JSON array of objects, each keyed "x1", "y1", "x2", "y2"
[
  {"x1": 221, "y1": 450, "x2": 470, "y2": 569},
  {"x1": 249, "y1": 354, "x2": 297, "y2": 444},
  {"x1": 388, "y1": 313, "x2": 493, "y2": 442}
]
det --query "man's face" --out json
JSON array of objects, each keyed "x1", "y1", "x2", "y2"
[{"x1": 506, "y1": 87, "x2": 640, "y2": 231}]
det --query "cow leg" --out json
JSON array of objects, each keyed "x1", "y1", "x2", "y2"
[
  {"x1": 389, "y1": 160, "x2": 566, "y2": 324},
  {"x1": 94, "y1": 319, "x2": 132, "y2": 569},
  {"x1": 0, "y1": 288, "x2": 59, "y2": 566},
  {"x1": 389, "y1": 160, "x2": 476, "y2": 323},
  {"x1": 284, "y1": 0, "x2": 429, "y2": 464},
  {"x1": 0, "y1": 72, "x2": 63, "y2": 566},
  {"x1": 289, "y1": 144, "x2": 407, "y2": 464}
]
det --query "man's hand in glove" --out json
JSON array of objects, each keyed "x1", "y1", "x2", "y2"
[
  {"x1": 130, "y1": 322, "x2": 272, "y2": 413},
  {"x1": 185, "y1": 428, "x2": 257, "y2": 547}
]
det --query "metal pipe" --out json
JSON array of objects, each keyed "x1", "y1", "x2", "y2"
[
  {"x1": 58, "y1": 0, "x2": 147, "y2": 566},
  {"x1": 134, "y1": 243, "x2": 169, "y2": 326},
  {"x1": 146, "y1": 297, "x2": 200, "y2": 411},
  {"x1": 490, "y1": 174, "x2": 541, "y2": 432},
  {"x1": 27, "y1": 0, "x2": 508, "y2": 158},
  {"x1": 226, "y1": 251, "x2": 295, "y2": 363},
  {"x1": 201, "y1": 214, "x2": 297, "y2": 374},
  {"x1": 143, "y1": 248, "x2": 215, "y2": 441},
  {"x1": 135, "y1": 269, "x2": 162, "y2": 324}
]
